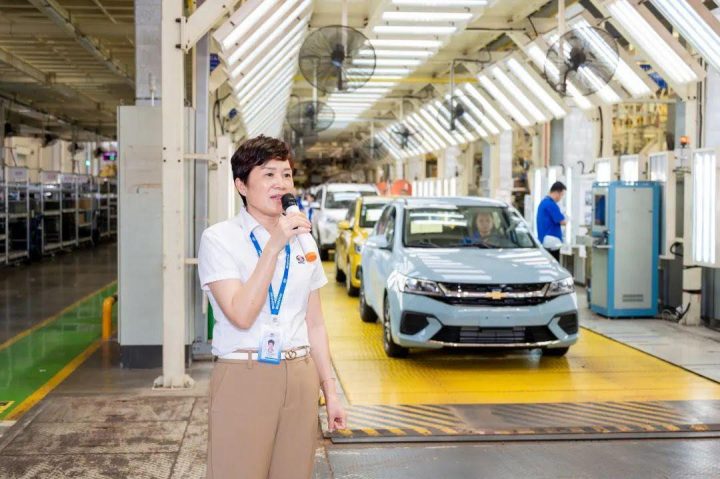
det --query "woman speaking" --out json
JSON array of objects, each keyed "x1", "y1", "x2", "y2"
[{"x1": 198, "y1": 135, "x2": 347, "y2": 478}]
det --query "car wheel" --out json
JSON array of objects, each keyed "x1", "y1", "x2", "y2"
[
  {"x1": 334, "y1": 252, "x2": 345, "y2": 282},
  {"x1": 542, "y1": 347, "x2": 569, "y2": 357},
  {"x1": 346, "y1": 260, "x2": 359, "y2": 296},
  {"x1": 359, "y1": 280, "x2": 377, "y2": 323},
  {"x1": 383, "y1": 294, "x2": 409, "y2": 358}
]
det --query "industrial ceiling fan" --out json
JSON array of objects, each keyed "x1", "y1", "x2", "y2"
[
  {"x1": 543, "y1": 26, "x2": 619, "y2": 97},
  {"x1": 286, "y1": 100, "x2": 335, "y2": 136},
  {"x1": 298, "y1": 25, "x2": 376, "y2": 94}
]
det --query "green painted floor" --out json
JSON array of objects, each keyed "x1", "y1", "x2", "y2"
[{"x1": 0, "y1": 283, "x2": 117, "y2": 420}]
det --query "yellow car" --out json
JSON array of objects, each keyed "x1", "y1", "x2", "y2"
[{"x1": 334, "y1": 196, "x2": 392, "y2": 296}]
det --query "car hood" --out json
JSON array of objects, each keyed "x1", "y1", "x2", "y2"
[
  {"x1": 401, "y1": 247, "x2": 569, "y2": 284},
  {"x1": 320, "y1": 208, "x2": 348, "y2": 221}
]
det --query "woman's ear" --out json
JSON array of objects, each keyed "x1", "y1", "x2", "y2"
[{"x1": 235, "y1": 178, "x2": 247, "y2": 196}]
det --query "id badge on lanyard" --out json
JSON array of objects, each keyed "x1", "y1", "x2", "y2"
[{"x1": 249, "y1": 232, "x2": 290, "y2": 365}]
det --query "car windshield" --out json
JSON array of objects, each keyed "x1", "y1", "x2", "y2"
[
  {"x1": 403, "y1": 205, "x2": 536, "y2": 249},
  {"x1": 325, "y1": 190, "x2": 375, "y2": 209},
  {"x1": 359, "y1": 203, "x2": 388, "y2": 228}
]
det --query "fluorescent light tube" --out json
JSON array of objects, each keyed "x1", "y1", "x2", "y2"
[
  {"x1": 226, "y1": 0, "x2": 309, "y2": 66},
  {"x1": 525, "y1": 43, "x2": 595, "y2": 109},
  {"x1": 374, "y1": 25, "x2": 457, "y2": 35},
  {"x1": 229, "y1": 19, "x2": 306, "y2": 78},
  {"x1": 478, "y1": 75, "x2": 532, "y2": 127},
  {"x1": 410, "y1": 113, "x2": 449, "y2": 148},
  {"x1": 651, "y1": 0, "x2": 720, "y2": 73},
  {"x1": 353, "y1": 58, "x2": 422, "y2": 66},
  {"x1": 217, "y1": 0, "x2": 280, "y2": 50},
  {"x1": 506, "y1": 58, "x2": 566, "y2": 118},
  {"x1": 606, "y1": 0, "x2": 699, "y2": 85},
  {"x1": 371, "y1": 39, "x2": 443, "y2": 48},
  {"x1": 226, "y1": 0, "x2": 302, "y2": 66},
  {"x1": 392, "y1": 0, "x2": 488, "y2": 6},
  {"x1": 359, "y1": 49, "x2": 434, "y2": 58},
  {"x1": 455, "y1": 90, "x2": 500, "y2": 135},
  {"x1": 491, "y1": 67, "x2": 549, "y2": 123},
  {"x1": 382, "y1": 11, "x2": 473, "y2": 22},
  {"x1": 419, "y1": 107, "x2": 459, "y2": 145},
  {"x1": 572, "y1": 17, "x2": 652, "y2": 97}
]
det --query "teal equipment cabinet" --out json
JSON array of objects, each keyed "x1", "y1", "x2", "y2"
[{"x1": 590, "y1": 181, "x2": 661, "y2": 318}]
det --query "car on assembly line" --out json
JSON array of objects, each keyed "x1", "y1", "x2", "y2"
[
  {"x1": 334, "y1": 196, "x2": 393, "y2": 296},
  {"x1": 310, "y1": 183, "x2": 378, "y2": 260},
  {"x1": 359, "y1": 197, "x2": 579, "y2": 358}
]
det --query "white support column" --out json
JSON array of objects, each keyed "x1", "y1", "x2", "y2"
[
  {"x1": 599, "y1": 105, "x2": 613, "y2": 158},
  {"x1": 564, "y1": 107, "x2": 597, "y2": 172},
  {"x1": 491, "y1": 131, "x2": 513, "y2": 203},
  {"x1": 681, "y1": 93, "x2": 702, "y2": 325},
  {"x1": 157, "y1": 0, "x2": 192, "y2": 388}
]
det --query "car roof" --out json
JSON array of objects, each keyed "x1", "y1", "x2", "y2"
[
  {"x1": 325, "y1": 183, "x2": 377, "y2": 192},
  {"x1": 360, "y1": 196, "x2": 393, "y2": 205},
  {"x1": 395, "y1": 196, "x2": 509, "y2": 208}
]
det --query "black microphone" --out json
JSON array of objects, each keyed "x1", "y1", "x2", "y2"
[{"x1": 281, "y1": 193, "x2": 319, "y2": 262}]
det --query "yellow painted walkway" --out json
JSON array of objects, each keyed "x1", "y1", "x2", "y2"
[{"x1": 319, "y1": 263, "x2": 720, "y2": 406}]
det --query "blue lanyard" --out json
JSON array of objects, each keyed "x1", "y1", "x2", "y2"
[{"x1": 249, "y1": 231, "x2": 291, "y2": 317}]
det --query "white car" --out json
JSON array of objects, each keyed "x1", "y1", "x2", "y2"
[{"x1": 311, "y1": 183, "x2": 378, "y2": 260}]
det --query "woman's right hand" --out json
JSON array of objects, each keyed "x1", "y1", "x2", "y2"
[{"x1": 268, "y1": 212, "x2": 311, "y2": 253}]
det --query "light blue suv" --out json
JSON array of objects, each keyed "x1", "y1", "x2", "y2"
[{"x1": 359, "y1": 197, "x2": 579, "y2": 358}]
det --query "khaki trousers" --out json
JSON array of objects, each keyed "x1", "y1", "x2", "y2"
[{"x1": 207, "y1": 355, "x2": 320, "y2": 479}]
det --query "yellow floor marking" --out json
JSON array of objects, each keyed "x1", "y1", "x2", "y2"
[
  {"x1": 402, "y1": 405, "x2": 462, "y2": 423},
  {"x1": 362, "y1": 405, "x2": 460, "y2": 430},
  {"x1": 359, "y1": 428, "x2": 381, "y2": 436},
  {"x1": 576, "y1": 402, "x2": 683, "y2": 423},
  {"x1": 500, "y1": 402, "x2": 649, "y2": 429},
  {"x1": 346, "y1": 407, "x2": 432, "y2": 435},
  {"x1": 6, "y1": 338, "x2": 103, "y2": 420},
  {"x1": 0, "y1": 281, "x2": 117, "y2": 352},
  {"x1": 0, "y1": 401, "x2": 14, "y2": 415},
  {"x1": 319, "y1": 262, "x2": 720, "y2": 405}
]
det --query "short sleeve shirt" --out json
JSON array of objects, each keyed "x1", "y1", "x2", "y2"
[
  {"x1": 536, "y1": 196, "x2": 565, "y2": 243},
  {"x1": 198, "y1": 208, "x2": 328, "y2": 356}
]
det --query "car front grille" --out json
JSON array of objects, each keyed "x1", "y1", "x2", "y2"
[
  {"x1": 435, "y1": 282, "x2": 551, "y2": 307},
  {"x1": 431, "y1": 326, "x2": 557, "y2": 345}
]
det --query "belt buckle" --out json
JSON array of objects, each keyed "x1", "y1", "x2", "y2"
[{"x1": 286, "y1": 349, "x2": 297, "y2": 360}]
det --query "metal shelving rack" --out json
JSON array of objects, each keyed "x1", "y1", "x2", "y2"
[
  {"x1": 108, "y1": 178, "x2": 117, "y2": 237},
  {"x1": 39, "y1": 171, "x2": 62, "y2": 254},
  {"x1": 60, "y1": 173, "x2": 78, "y2": 249},
  {"x1": 77, "y1": 174, "x2": 93, "y2": 245},
  {"x1": 5, "y1": 166, "x2": 31, "y2": 263},
  {"x1": 95, "y1": 177, "x2": 117, "y2": 239},
  {"x1": 0, "y1": 168, "x2": 6, "y2": 264}
]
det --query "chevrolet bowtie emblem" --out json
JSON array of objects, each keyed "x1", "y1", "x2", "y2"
[{"x1": 489, "y1": 291, "x2": 506, "y2": 300}]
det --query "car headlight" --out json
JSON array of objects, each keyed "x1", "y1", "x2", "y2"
[
  {"x1": 546, "y1": 277, "x2": 575, "y2": 297},
  {"x1": 397, "y1": 273, "x2": 443, "y2": 297},
  {"x1": 354, "y1": 241, "x2": 364, "y2": 254}
]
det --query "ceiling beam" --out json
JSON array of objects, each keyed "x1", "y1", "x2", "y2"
[
  {"x1": 25, "y1": 0, "x2": 134, "y2": 87},
  {"x1": 0, "y1": 20, "x2": 134, "y2": 37},
  {"x1": 0, "y1": 46, "x2": 49, "y2": 83}
]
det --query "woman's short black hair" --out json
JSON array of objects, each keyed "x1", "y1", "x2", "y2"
[{"x1": 231, "y1": 135, "x2": 294, "y2": 206}]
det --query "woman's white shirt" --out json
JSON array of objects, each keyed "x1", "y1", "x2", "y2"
[{"x1": 198, "y1": 208, "x2": 328, "y2": 357}]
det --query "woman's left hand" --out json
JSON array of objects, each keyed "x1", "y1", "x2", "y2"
[{"x1": 325, "y1": 396, "x2": 347, "y2": 432}]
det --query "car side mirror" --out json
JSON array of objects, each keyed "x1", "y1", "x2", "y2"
[
  {"x1": 338, "y1": 220, "x2": 350, "y2": 231},
  {"x1": 367, "y1": 234, "x2": 390, "y2": 250}
]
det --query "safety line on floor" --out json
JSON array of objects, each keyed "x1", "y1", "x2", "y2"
[
  {"x1": 0, "y1": 280, "x2": 118, "y2": 352},
  {"x1": 323, "y1": 401, "x2": 720, "y2": 442}
]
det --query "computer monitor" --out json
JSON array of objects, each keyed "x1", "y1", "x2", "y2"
[{"x1": 591, "y1": 186, "x2": 608, "y2": 237}]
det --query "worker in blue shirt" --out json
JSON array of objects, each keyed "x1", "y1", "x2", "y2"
[{"x1": 536, "y1": 181, "x2": 567, "y2": 261}]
